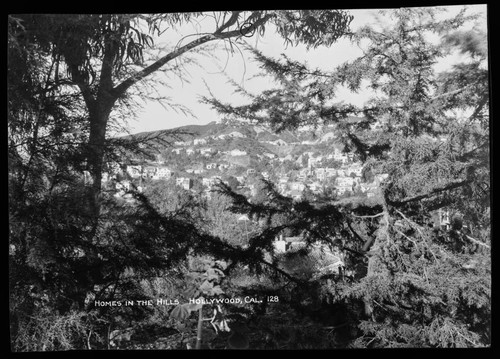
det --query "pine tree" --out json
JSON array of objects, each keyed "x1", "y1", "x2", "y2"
[{"x1": 204, "y1": 7, "x2": 490, "y2": 348}]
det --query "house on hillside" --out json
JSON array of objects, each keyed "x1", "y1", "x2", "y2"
[
  {"x1": 206, "y1": 163, "x2": 218, "y2": 170},
  {"x1": 142, "y1": 166, "x2": 157, "y2": 179},
  {"x1": 347, "y1": 163, "x2": 363, "y2": 177},
  {"x1": 194, "y1": 138, "x2": 207, "y2": 145},
  {"x1": 308, "y1": 156, "x2": 323, "y2": 168},
  {"x1": 433, "y1": 208, "x2": 451, "y2": 230},
  {"x1": 278, "y1": 175, "x2": 289, "y2": 184},
  {"x1": 335, "y1": 184, "x2": 352, "y2": 196},
  {"x1": 101, "y1": 172, "x2": 111, "y2": 183},
  {"x1": 202, "y1": 176, "x2": 222, "y2": 188},
  {"x1": 336, "y1": 176, "x2": 358, "y2": 187},
  {"x1": 277, "y1": 182, "x2": 288, "y2": 194},
  {"x1": 176, "y1": 177, "x2": 192, "y2": 190},
  {"x1": 229, "y1": 149, "x2": 247, "y2": 156},
  {"x1": 200, "y1": 148, "x2": 214, "y2": 156},
  {"x1": 126, "y1": 165, "x2": 142, "y2": 179},
  {"x1": 186, "y1": 165, "x2": 205, "y2": 174},
  {"x1": 153, "y1": 167, "x2": 173, "y2": 180},
  {"x1": 375, "y1": 173, "x2": 389, "y2": 184},
  {"x1": 316, "y1": 168, "x2": 326, "y2": 181},
  {"x1": 333, "y1": 148, "x2": 349, "y2": 164},
  {"x1": 290, "y1": 182, "x2": 306, "y2": 192}
]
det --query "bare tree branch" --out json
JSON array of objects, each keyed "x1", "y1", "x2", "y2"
[
  {"x1": 465, "y1": 234, "x2": 490, "y2": 249},
  {"x1": 390, "y1": 178, "x2": 473, "y2": 207},
  {"x1": 113, "y1": 13, "x2": 275, "y2": 98}
]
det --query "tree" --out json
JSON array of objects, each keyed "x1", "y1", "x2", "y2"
[
  {"x1": 9, "y1": 11, "x2": 353, "y2": 205},
  {"x1": 9, "y1": 11, "x2": 355, "y2": 350},
  {"x1": 204, "y1": 7, "x2": 490, "y2": 347}
]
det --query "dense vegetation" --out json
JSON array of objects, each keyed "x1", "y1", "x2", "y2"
[{"x1": 9, "y1": 7, "x2": 490, "y2": 351}]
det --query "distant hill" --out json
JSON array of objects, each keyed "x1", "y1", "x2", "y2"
[
  {"x1": 122, "y1": 121, "x2": 221, "y2": 142},
  {"x1": 117, "y1": 116, "x2": 370, "y2": 161}
]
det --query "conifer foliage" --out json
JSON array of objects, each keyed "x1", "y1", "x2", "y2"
[
  {"x1": 8, "y1": 11, "x2": 354, "y2": 350},
  {"x1": 8, "y1": 8, "x2": 489, "y2": 350},
  {"x1": 205, "y1": 7, "x2": 490, "y2": 348}
]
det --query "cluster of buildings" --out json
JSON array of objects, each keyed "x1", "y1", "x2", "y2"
[
  {"x1": 103, "y1": 132, "x2": 393, "y2": 203},
  {"x1": 275, "y1": 160, "x2": 383, "y2": 200},
  {"x1": 172, "y1": 147, "x2": 248, "y2": 158}
]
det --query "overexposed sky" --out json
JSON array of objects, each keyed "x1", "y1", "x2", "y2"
[{"x1": 119, "y1": 5, "x2": 487, "y2": 135}]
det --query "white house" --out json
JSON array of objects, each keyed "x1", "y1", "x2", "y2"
[
  {"x1": 176, "y1": 177, "x2": 192, "y2": 190},
  {"x1": 279, "y1": 175, "x2": 289, "y2": 183},
  {"x1": 200, "y1": 148, "x2": 214, "y2": 156},
  {"x1": 126, "y1": 165, "x2": 142, "y2": 178},
  {"x1": 194, "y1": 138, "x2": 207, "y2": 145},
  {"x1": 273, "y1": 239, "x2": 287, "y2": 253},
  {"x1": 229, "y1": 149, "x2": 247, "y2": 156},
  {"x1": 263, "y1": 152, "x2": 276, "y2": 159},
  {"x1": 336, "y1": 185, "x2": 352, "y2": 195},
  {"x1": 101, "y1": 172, "x2": 111, "y2": 183},
  {"x1": 336, "y1": 176, "x2": 356, "y2": 187},
  {"x1": 155, "y1": 167, "x2": 173, "y2": 179},
  {"x1": 290, "y1": 182, "x2": 306, "y2": 191},
  {"x1": 202, "y1": 176, "x2": 222, "y2": 188},
  {"x1": 347, "y1": 163, "x2": 363, "y2": 177},
  {"x1": 375, "y1": 173, "x2": 389, "y2": 184},
  {"x1": 142, "y1": 166, "x2": 157, "y2": 178}
]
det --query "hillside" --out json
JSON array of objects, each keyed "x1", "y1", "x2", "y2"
[{"x1": 115, "y1": 116, "x2": 377, "y2": 167}]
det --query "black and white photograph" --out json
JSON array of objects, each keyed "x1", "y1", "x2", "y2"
[{"x1": 8, "y1": 5, "x2": 491, "y2": 351}]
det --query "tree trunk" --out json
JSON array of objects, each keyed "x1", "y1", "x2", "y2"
[{"x1": 87, "y1": 99, "x2": 114, "y2": 215}]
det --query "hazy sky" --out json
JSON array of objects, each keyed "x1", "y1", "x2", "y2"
[{"x1": 119, "y1": 5, "x2": 487, "y2": 135}]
